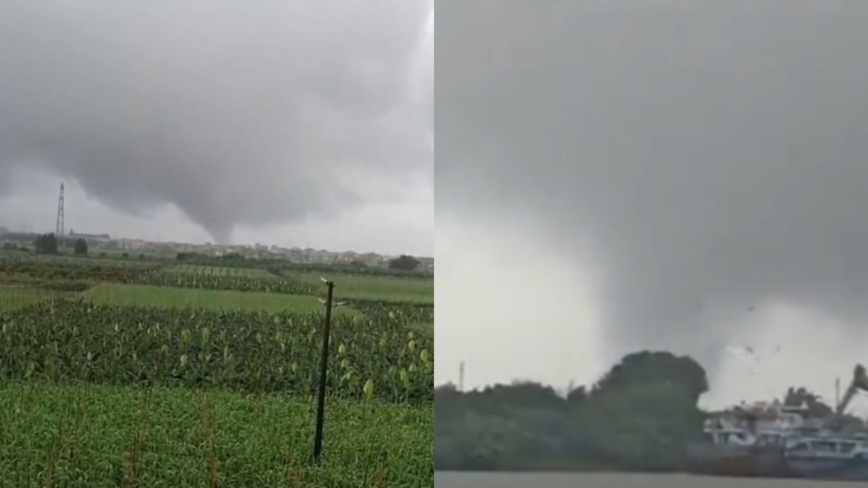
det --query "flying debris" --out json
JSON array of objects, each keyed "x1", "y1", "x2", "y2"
[
  {"x1": 725, "y1": 344, "x2": 757, "y2": 361},
  {"x1": 723, "y1": 344, "x2": 761, "y2": 377}
]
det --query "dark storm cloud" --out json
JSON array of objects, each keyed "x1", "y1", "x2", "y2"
[
  {"x1": 437, "y1": 0, "x2": 868, "y2": 366},
  {"x1": 0, "y1": 1, "x2": 432, "y2": 243}
]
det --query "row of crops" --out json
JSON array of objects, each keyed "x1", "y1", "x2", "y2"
[
  {"x1": 1, "y1": 255, "x2": 434, "y2": 323},
  {"x1": 346, "y1": 298, "x2": 435, "y2": 326},
  {"x1": 175, "y1": 255, "x2": 432, "y2": 278},
  {"x1": 0, "y1": 254, "x2": 321, "y2": 297},
  {"x1": 0, "y1": 249, "x2": 434, "y2": 484},
  {"x1": 0, "y1": 252, "x2": 157, "y2": 269},
  {"x1": 165, "y1": 264, "x2": 273, "y2": 278},
  {"x1": 0, "y1": 254, "x2": 160, "y2": 289},
  {"x1": 0, "y1": 253, "x2": 434, "y2": 302},
  {"x1": 0, "y1": 298, "x2": 432, "y2": 403},
  {"x1": 125, "y1": 267, "x2": 434, "y2": 305},
  {"x1": 129, "y1": 268, "x2": 318, "y2": 295},
  {"x1": 0, "y1": 253, "x2": 434, "y2": 403}
]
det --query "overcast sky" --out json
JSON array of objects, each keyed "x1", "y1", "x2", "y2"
[
  {"x1": 0, "y1": 1, "x2": 432, "y2": 256},
  {"x1": 436, "y1": 0, "x2": 868, "y2": 411}
]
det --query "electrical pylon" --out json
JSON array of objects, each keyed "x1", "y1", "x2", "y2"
[{"x1": 55, "y1": 183, "x2": 64, "y2": 238}]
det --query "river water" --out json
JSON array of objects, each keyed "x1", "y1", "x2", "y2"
[{"x1": 434, "y1": 472, "x2": 849, "y2": 487}]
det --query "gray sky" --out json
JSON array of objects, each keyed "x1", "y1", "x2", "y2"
[
  {"x1": 0, "y1": 1, "x2": 432, "y2": 256},
  {"x1": 436, "y1": 0, "x2": 868, "y2": 411}
]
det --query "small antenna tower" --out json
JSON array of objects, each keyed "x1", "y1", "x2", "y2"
[
  {"x1": 55, "y1": 183, "x2": 65, "y2": 237},
  {"x1": 459, "y1": 361, "x2": 465, "y2": 392}
]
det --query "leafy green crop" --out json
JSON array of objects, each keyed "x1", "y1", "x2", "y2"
[
  {"x1": 129, "y1": 269, "x2": 318, "y2": 295},
  {"x1": 0, "y1": 380, "x2": 433, "y2": 487},
  {"x1": 346, "y1": 298, "x2": 434, "y2": 326},
  {"x1": 0, "y1": 298, "x2": 432, "y2": 403}
]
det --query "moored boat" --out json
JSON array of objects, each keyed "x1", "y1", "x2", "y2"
[
  {"x1": 687, "y1": 364, "x2": 868, "y2": 480},
  {"x1": 784, "y1": 435, "x2": 868, "y2": 481},
  {"x1": 686, "y1": 401, "x2": 802, "y2": 478}
]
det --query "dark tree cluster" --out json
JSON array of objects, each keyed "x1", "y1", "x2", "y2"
[
  {"x1": 388, "y1": 254, "x2": 421, "y2": 271},
  {"x1": 435, "y1": 351, "x2": 709, "y2": 472},
  {"x1": 32, "y1": 233, "x2": 58, "y2": 255},
  {"x1": 74, "y1": 238, "x2": 88, "y2": 256},
  {"x1": 435, "y1": 351, "x2": 847, "y2": 473}
]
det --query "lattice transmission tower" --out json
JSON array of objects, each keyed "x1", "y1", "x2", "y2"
[{"x1": 55, "y1": 183, "x2": 64, "y2": 237}]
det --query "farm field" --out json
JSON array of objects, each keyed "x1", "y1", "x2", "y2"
[
  {"x1": 0, "y1": 380, "x2": 432, "y2": 487},
  {"x1": 293, "y1": 271, "x2": 434, "y2": 303},
  {"x1": 163, "y1": 264, "x2": 275, "y2": 278},
  {"x1": 0, "y1": 285, "x2": 74, "y2": 311},
  {"x1": 0, "y1": 250, "x2": 434, "y2": 484},
  {"x1": 132, "y1": 265, "x2": 316, "y2": 296},
  {"x1": 82, "y1": 283, "x2": 361, "y2": 316}
]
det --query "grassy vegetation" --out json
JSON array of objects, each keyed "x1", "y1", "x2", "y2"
[
  {"x1": 0, "y1": 380, "x2": 432, "y2": 487},
  {"x1": 0, "y1": 299, "x2": 431, "y2": 401},
  {"x1": 0, "y1": 252, "x2": 157, "y2": 268},
  {"x1": 0, "y1": 286, "x2": 74, "y2": 311},
  {"x1": 0, "y1": 251, "x2": 434, "y2": 484},
  {"x1": 82, "y1": 283, "x2": 361, "y2": 316},
  {"x1": 131, "y1": 268, "x2": 316, "y2": 296},
  {"x1": 294, "y1": 272, "x2": 434, "y2": 303},
  {"x1": 164, "y1": 264, "x2": 274, "y2": 278}
]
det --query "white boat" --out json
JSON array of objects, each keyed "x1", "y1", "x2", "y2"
[
  {"x1": 688, "y1": 364, "x2": 868, "y2": 480},
  {"x1": 783, "y1": 434, "x2": 868, "y2": 480},
  {"x1": 778, "y1": 365, "x2": 868, "y2": 481}
]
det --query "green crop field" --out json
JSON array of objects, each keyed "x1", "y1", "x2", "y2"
[
  {"x1": 82, "y1": 283, "x2": 361, "y2": 316},
  {"x1": 130, "y1": 267, "x2": 315, "y2": 296},
  {"x1": 293, "y1": 272, "x2": 434, "y2": 303},
  {"x1": 163, "y1": 264, "x2": 275, "y2": 278},
  {"x1": 0, "y1": 286, "x2": 74, "y2": 311},
  {"x1": 0, "y1": 251, "x2": 434, "y2": 484},
  {"x1": 0, "y1": 380, "x2": 432, "y2": 487}
]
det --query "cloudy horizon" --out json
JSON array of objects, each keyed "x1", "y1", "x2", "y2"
[
  {"x1": 436, "y1": 0, "x2": 868, "y2": 412},
  {"x1": 0, "y1": 1, "x2": 433, "y2": 257}
]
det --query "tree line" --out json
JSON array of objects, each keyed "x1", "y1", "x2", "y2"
[
  {"x1": 435, "y1": 350, "x2": 836, "y2": 472},
  {"x1": 174, "y1": 251, "x2": 431, "y2": 277},
  {"x1": 31, "y1": 233, "x2": 88, "y2": 256}
]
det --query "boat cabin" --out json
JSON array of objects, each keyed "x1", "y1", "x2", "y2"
[
  {"x1": 785, "y1": 437, "x2": 868, "y2": 459},
  {"x1": 701, "y1": 429, "x2": 790, "y2": 447},
  {"x1": 702, "y1": 402, "x2": 809, "y2": 446}
]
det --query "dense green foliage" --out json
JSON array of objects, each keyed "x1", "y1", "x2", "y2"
[
  {"x1": 33, "y1": 233, "x2": 59, "y2": 254},
  {"x1": 0, "y1": 298, "x2": 432, "y2": 403},
  {"x1": 128, "y1": 266, "x2": 434, "y2": 303},
  {"x1": 434, "y1": 351, "x2": 708, "y2": 472},
  {"x1": 388, "y1": 254, "x2": 422, "y2": 271},
  {"x1": 0, "y1": 250, "x2": 434, "y2": 484},
  {"x1": 129, "y1": 268, "x2": 317, "y2": 295},
  {"x1": 346, "y1": 298, "x2": 434, "y2": 325},
  {"x1": 74, "y1": 237, "x2": 89, "y2": 256},
  {"x1": 81, "y1": 284, "x2": 362, "y2": 315},
  {"x1": 165, "y1": 264, "x2": 275, "y2": 278},
  {"x1": 435, "y1": 350, "x2": 849, "y2": 475},
  {"x1": 174, "y1": 251, "x2": 433, "y2": 278},
  {"x1": 294, "y1": 273, "x2": 434, "y2": 303},
  {"x1": 276, "y1": 260, "x2": 433, "y2": 278},
  {"x1": 0, "y1": 380, "x2": 432, "y2": 487},
  {"x1": 0, "y1": 286, "x2": 75, "y2": 311},
  {"x1": 0, "y1": 253, "x2": 159, "y2": 291}
]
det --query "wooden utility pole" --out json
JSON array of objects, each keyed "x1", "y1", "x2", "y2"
[{"x1": 313, "y1": 278, "x2": 344, "y2": 463}]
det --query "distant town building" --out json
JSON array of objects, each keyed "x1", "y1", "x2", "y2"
[
  {"x1": 68, "y1": 230, "x2": 111, "y2": 243},
  {"x1": 116, "y1": 238, "x2": 147, "y2": 250}
]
